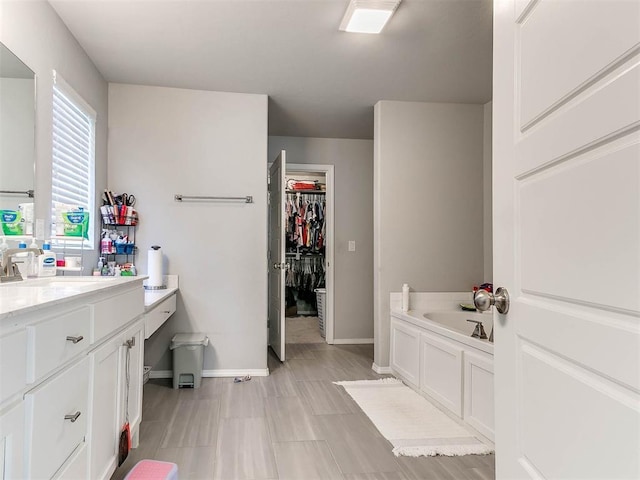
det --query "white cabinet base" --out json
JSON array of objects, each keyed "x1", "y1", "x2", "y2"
[
  {"x1": 420, "y1": 333, "x2": 463, "y2": 418},
  {"x1": 390, "y1": 318, "x2": 421, "y2": 387},
  {"x1": 464, "y1": 351, "x2": 494, "y2": 441},
  {"x1": 390, "y1": 313, "x2": 495, "y2": 441}
]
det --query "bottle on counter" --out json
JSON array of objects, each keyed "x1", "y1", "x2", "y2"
[
  {"x1": 38, "y1": 242, "x2": 57, "y2": 277},
  {"x1": 402, "y1": 283, "x2": 410, "y2": 312}
]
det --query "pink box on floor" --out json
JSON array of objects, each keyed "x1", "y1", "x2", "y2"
[{"x1": 124, "y1": 460, "x2": 178, "y2": 480}]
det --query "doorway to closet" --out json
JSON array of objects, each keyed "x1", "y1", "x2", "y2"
[{"x1": 268, "y1": 151, "x2": 334, "y2": 362}]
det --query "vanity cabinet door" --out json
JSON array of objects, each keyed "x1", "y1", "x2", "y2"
[
  {"x1": 88, "y1": 336, "x2": 121, "y2": 480},
  {"x1": 0, "y1": 401, "x2": 25, "y2": 480},
  {"x1": 119, "y1": 320, "x2": 144, "y2": 445},
  {"x1": 390, "y1": 317, "x2": 421, "y2": 387},
  {"x1": 25, "y1": 356, "x2": 89, "y2": 480}
]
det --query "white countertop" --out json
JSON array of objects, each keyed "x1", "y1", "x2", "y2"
[
  {"x1": 1, "y1": 274, "x2": 181, "y2": 322},
  {"x1": 144, "y1": 275, "x2": 179, "y2": 312},
  {"x1": 0, "y1": 276, "x2": 146, "y2": 321}
]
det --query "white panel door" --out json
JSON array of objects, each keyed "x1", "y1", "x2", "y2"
[
  {"x1": 493, "y1": 1, "x2": 640, "y2": 478},
  {"x1": 268, "y1": 151, "x2": 286, "y2": 361}
]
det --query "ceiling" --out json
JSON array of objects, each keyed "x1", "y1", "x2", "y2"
[{"x1": 49, "y1": 0, "x2": 493, "y2": 140}]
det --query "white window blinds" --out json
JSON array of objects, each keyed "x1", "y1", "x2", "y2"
[{"x1": 51, "y1": 71, "x2": 95, "y2": 245}]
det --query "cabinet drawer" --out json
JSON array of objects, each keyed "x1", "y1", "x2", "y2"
[
  {"x1": 27, "y1": 306, "x2": 91, "y2": 383},
  {"x1": 0, "y1": 329, "x2": 27, "y2": 401},
  {"x1": 52, "y1": 441, "x2": 88, "y2": 480},
  {"x1": 26, "y1": 356, "x2": 89, "y2": 480},
  {"x1": 144, "y1": 294, "x2": 176, "y2": 339},
  {"x1": 92, "y1": 287, "x2": 144, "y2": 343}
]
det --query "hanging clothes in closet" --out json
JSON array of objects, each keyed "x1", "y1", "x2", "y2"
[
  {"x1": 284, "y1": 189, "x2": 327, "y2": 316},
  {"x1": 285, "y1": 256, "x2": 326, "y2": 291},
  {"x1": 285, "y1": 192, "x2": 325, "y2": 254}
]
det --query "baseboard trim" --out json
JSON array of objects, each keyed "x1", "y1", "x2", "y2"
[
  {"x1": 149, "y1": 368, "x2": 270, "y2": 379},
  {"x1": 203, "y1": 369, "x2": 270, "y2": 377},
  {"x1": 372, "y1": 363, "x2": 393, "y2": 374},
  {"x1": 332, "y1": 338, "x2": 374, "y2": 345}
]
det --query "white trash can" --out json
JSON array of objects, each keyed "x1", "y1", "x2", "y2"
[{"x1": 170, "y1": 333, "x2": 209, "y2": 389}]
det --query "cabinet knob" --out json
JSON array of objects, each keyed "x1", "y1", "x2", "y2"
[
  {"x1": 66, "y1": 335, "x2": 84, "y2": 344},
  {"x1": 64, "y1": 411, "x2": 81, "y2": 423}
]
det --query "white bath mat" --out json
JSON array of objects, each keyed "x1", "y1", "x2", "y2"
[{"x1": 333, "y1": 378, "x2": 494, "y2": 457}]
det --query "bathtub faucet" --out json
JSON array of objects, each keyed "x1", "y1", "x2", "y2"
[{"x1": 466, "y1": 319, "x2": 487, "y2": 340}]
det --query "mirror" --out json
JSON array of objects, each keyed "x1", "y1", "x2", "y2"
[{"x1": 0, "y1": 42, "x2": 36, "y2": 235}]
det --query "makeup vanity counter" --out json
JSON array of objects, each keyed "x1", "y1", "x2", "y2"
[
  {"x1": 0, "y1": 276, "x2": 146, "y2": 480},
  {"x1": 143, "y1": 274, "x2": 179, "y2": 339}
]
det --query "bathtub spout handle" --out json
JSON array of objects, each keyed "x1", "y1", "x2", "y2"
[{"x1": 466, "y1": 319, "x2": 488, "y2": 340}]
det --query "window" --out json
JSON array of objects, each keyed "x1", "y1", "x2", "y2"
[{"x1": 51, "y1": 70, "x2": 96, "y2": 248}]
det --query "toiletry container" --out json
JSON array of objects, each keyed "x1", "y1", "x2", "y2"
[
  {"x1": 39, "y1": 242, "x2": 57, "y2": 277},
  {"x1": 18, "y1": 240, "x2": 37, "y2": 278},
  {"x1": 402, "y1": 283, "x2": 410, "y2": 312}
]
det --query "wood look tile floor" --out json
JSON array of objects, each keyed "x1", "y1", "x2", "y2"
[{"x1": 111, "y1": 343, "x2": 495, "y2": 480}]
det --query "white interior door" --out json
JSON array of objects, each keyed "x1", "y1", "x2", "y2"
[
  {"x1": 493, "y1": 1, "x2": 640, "y2": 478},
  {"x1": 268, "y1": 151, "x2": 286, "y2": 361}
]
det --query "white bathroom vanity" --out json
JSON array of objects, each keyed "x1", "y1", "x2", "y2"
[{"x1": 0, "y1": 276, "x2": 163, "y2": 480}]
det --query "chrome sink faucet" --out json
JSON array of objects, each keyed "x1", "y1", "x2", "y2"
[
  {"x1": 466, "y1": 319, "x2": 488, "y2": 340},
  {"x1": 0, "y1": 247, "x2": 43, "y2": 283}
]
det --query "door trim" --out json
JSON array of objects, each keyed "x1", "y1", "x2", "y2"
[{"x1": 287, "y1": 163, "x2": 335, "y2": 344}]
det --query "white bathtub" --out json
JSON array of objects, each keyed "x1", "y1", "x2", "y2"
[
  {"x1": 390, "y1": 308, "x2": 495, "y2": 441},
  {"x1": 423, "y1": 310, "x2": 493, "y2": 342}
]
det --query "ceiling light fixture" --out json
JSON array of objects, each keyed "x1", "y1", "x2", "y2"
[{"x1": 339, "y1": 0, "x2": 402, "y2": 34}]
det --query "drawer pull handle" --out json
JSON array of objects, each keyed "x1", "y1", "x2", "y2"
[
  {"x1": 66, "y1": 335, "x2": 84, "y2": 344},
  {"x1": 64, "y1": 411, "x2": 81, "y2": 423}
]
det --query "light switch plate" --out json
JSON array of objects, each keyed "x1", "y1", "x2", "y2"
[{"x1": 348, "y1": 240, "x2": 356, "y2": 252}]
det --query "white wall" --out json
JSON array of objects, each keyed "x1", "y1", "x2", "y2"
[
  {"x1": 483, "y1": 101, "x2": 493, "y2": 282},
  {"x1": 108, "y1": 84, "x2": 268, "y2": 373},
  {"x1": 373, "y1": 101, "x2": 484, "y2": 368},
  {"x1": 0, "y1": 0, "x2": 107, "y2": 266},
  {"x1": 268, "y1": 136, "x2": 374, "y2": 341}
]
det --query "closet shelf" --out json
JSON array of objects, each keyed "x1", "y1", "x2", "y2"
[{"x1": 286, "y1": 190, "x2": 325, "y2": 194}]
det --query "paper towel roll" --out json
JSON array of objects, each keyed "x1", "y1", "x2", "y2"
[{"x1": 148, "y1": 246, "x2": 163, "y2": 287}]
